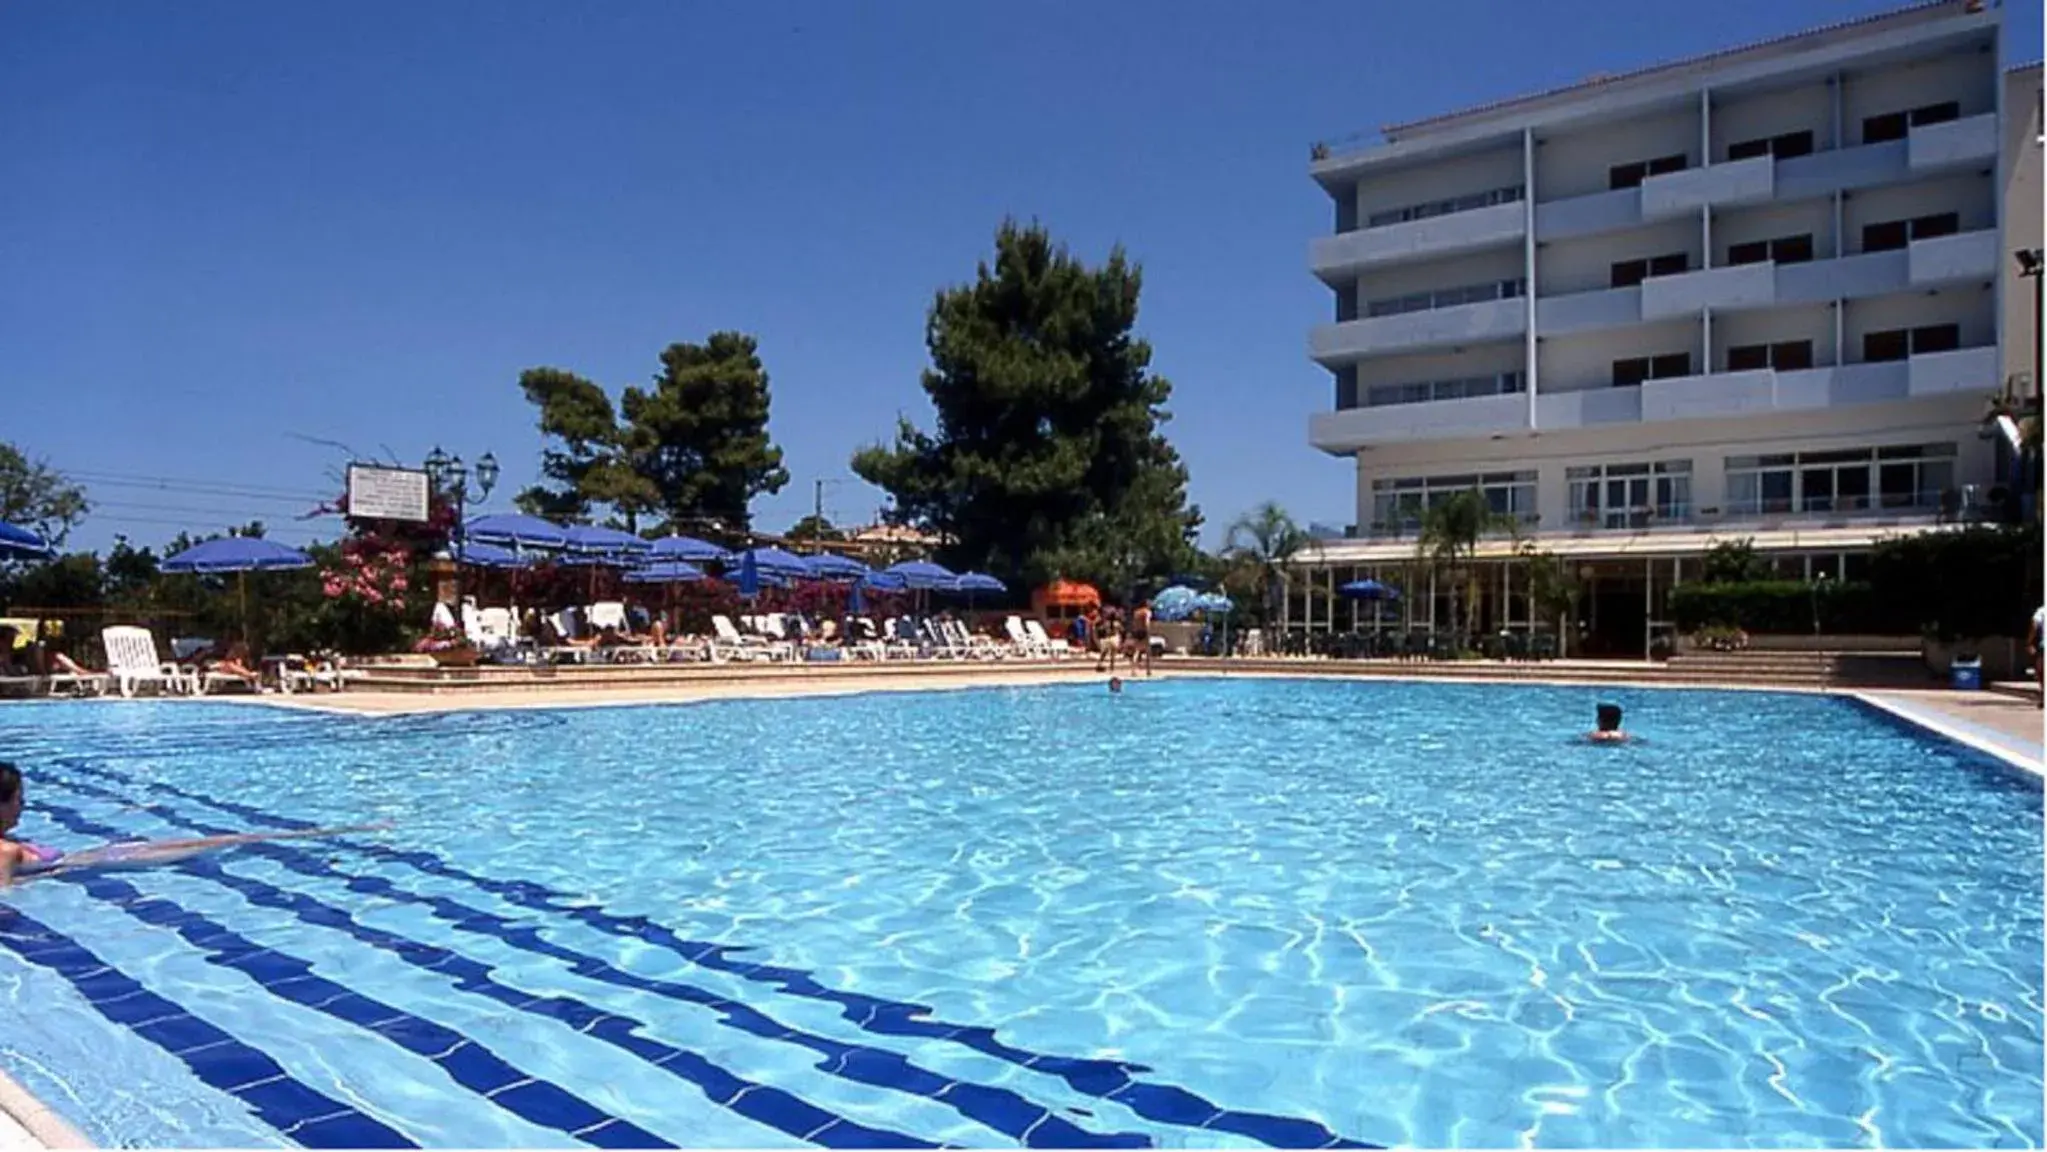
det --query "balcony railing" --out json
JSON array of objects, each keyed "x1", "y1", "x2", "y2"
[{"x1": 1367, "y1": 278, "x2": 1526, "y2": 318}]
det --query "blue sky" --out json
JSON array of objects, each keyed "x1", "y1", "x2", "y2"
[{"x1": 3, "y1": 0, "x2": 2039, "y2": 555}]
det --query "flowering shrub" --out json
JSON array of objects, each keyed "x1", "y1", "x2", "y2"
[{"x1": 412, "y1": 624, "x2": 468, "y2": 654}]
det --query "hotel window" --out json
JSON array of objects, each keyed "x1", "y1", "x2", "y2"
[
  {"x1": 1861, "y1": 100, "x2": 1961, "y2": 144},
  {"x1": 1861, "y1": 212, "x2": 1960, "y2": 253},
  {"x1": 1863, "y1": 323, "x2": 1961, "y2": 362},
  {"x1": 1567, "y1": 460, "x2": 1692, "y2": 528},
  {"x1": 1726, "y1": 340, "x2": 1814, "y2": 372},
  {"x1": 1610, "y1": 252, "x2": 1689, "y2": 289},
  {"x1": 1724, "y1": 454, "x2": 1797, "y2": 515},
  {"x1": 1609, "y1": 153, "x2": 1687, "y2": 190},
  {"x1": 1727, "y1": 233, "x2": 1815, "y2": 266},
  {"x1": 1726, "y1": 444, "x2": 1955, "y2": 516},
  {"x1": 1725, "y1": 129, "x2": 1815, "y2": 162},
  {"x1": 1877, "y1": 443, "x2": 1956, "y2": 509},
  {"x1": 1371, "y1": 471, "x2": 1536, "y2": 530},
  {"x1": 1364, "y1": 371, "x2": 1525, "y2": 408},
  {"x1": 1365, "y1": 184, "x2": 1525, "y2": 229},
  {"x1": 1611, "y1": 352, "x2": 1693, "y2": 387}
]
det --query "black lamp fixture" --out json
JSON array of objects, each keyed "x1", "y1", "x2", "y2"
[{"x1": 424, "y1": 445, "x2": 500, "y2": 617}]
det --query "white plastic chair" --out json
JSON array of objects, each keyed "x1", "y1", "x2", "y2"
[
  {"x1": 101, "y1": 626, "x2": 196, "y2": 697},
  {"x1": 1024, "y1": 619, "x2": 1075, "y2": 659}
]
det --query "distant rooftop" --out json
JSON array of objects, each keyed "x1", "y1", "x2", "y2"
[{"x1": 1312, "y1": 0, "x2": 1992, "y2": 161}]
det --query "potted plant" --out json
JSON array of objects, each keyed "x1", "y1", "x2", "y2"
[{"x1": 413, "y1": 624, "x2": 476, "y2": 667}]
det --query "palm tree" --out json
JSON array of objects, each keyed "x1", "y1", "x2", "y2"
[
  {"x1": 1417, "y1": 489, "x2": 1509, "y2": 638},
  {"x1": 1518, "y1": 541, "x2": 1580, "y2": 656},
  {"x1": 1224, "y1": 502, "x2": 1315, "y2": 627}
]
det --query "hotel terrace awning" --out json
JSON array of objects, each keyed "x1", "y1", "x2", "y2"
[{"x1": 1294, "y1": 521, "x2": 1961, "y2": 567}]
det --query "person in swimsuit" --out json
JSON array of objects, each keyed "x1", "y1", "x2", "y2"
[
  {"x1": 1095, "y1": 607, "x2": 1122, "y2": 674},
  {"x1": 1587, "y1": 703, "x2": 1629, "y2": 744},
  {"x1": 1131, "y1": 600, "x2": 1154, "y2": 677},
  {"x1": 2, "y1": 761, "x2": 391, "y2": 887}
]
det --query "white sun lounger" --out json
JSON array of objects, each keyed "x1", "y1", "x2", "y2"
[{"x1": 101, "y1": 626, "x2": 197, "y2": 697}]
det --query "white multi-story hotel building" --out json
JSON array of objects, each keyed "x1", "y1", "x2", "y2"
[{"x1": 1294, "y1": 0, "x2": 2027, "y2": 655}]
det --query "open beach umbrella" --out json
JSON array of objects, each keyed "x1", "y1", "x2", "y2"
[
  {"x1": 161, "y1": 536, "x2": 314, "y2": 644},
  {"x1": 561, "y1": 524, "x2": 651, "y2": 557},
  {"x1": 950, "y1": 571, "x2": 1005, "y2": 613},
  {"x1": 806, "y1": 552, "x2": 872, "y2": 581},
  {"x1": 457, "y1": 543, "x2": 530, "y2": 570},
  {"x1": 1150, "y1": 585, "x2": 1201, "y2": 622},
  {"x1": 622, "y1": 560, "x2": 706, "y2": 584},
  {"x1": 885, "y1": 559, "x2": 957, "y2": 591},
  {"x1": 0, "y1": 520, "x2": 53, "y2": 561},
  {"x1": 732, "y1": 547, "x2": 818, "y2": 581},
  {"x1": 465, "y1": 514, "x2": 570, "y2": 550},
  {"x1": 647, "y1": 535, "x2": 730, "y2": 564},
  {"x1": 1338, "y1": 579, "x2": 1400, "y2": 600}
]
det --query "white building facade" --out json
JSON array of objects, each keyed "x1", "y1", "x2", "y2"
[{"x1": 1295, "y1": 0, "x2": 2020, "y2": 655}]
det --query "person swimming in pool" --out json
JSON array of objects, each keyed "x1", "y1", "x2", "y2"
[
  {"x1": 1587, "y1": 703, "x2": 1629, "y2": 744},
  {"x1": 1, "y1": 762, "x2": 391, "y2": 888}
]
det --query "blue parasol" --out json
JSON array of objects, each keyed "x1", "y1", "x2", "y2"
[
  {"x1": 457, "y1": 542, "x2": 531, "y2": 570},
  {"x1": 622, "y1": 560, "x2": 706, "y2": 584},
  {"x1": 647, "y1": 535, "x2": 731, "y2": 564},
  {"x1": 161, "y1": 536, "x2": 314, "y2": 643},
  {"x1": 806, "y1": 552, "x2": 873, "y2": 581},
  {"x1": 0, "y1": 520, "x2": 54, "y2": 562},
  {"x1": 885, "y1": 559, "x2": 958, "y2": 591},
  {"x1": 466, "y1": 514, "x2": 570, "y2": 550}
]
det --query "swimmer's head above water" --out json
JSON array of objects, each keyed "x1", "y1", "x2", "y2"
[
  {"x1": 0, "y1": 761, "x2": 21, "y2": 836},
  {"x1": 1589, "y1": 703, "x2": 1627, "y2": 743}
]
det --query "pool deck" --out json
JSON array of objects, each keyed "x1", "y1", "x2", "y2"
[{"x1": 3, "y1": 662, "x2": 2039, "y2": 1148}]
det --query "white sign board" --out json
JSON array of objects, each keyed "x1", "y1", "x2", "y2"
[{"x1": 346, "y1": 464, "x2": 431, "y2": 523}]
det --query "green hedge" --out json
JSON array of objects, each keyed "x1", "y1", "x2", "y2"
[
  {"x1": 1669, "y1": 580, "x2": 1885, "y2": 634},
  {"x1": 1670, "y1": 525, "x2": 2042, "y2": 639}
]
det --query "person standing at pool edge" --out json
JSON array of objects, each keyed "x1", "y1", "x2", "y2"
[{"x1": 2030, "y1": 601, "x2": 2044, "y2": 705}]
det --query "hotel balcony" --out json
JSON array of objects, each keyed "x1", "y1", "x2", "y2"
[
  {"x1": 1309, "y1": 392, "x2": 1527, "y2": 453},
  {"x1": 1310, "y1": 201, "x2": 1526, "y2": 281},
  {"x1": 1310, "y1": 296, "x2": 1526, "y2": 364},
  {"x1": 1533, "y1": 113, "x2": 1998, "y2": 244},
  {"x1": 1533, "y1": 228, "x2": 1998, "y2": 338},
  {"x1": 1532, "y1": 344, "x2": 1996, "y2": 430}
]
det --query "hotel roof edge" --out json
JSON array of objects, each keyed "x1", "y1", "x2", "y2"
[{"x1": 1311, "y1": 0, "x2": 1997, "y2": 178}]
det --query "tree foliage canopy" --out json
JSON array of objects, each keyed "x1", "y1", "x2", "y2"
[
  {"x1": 0, "y1": 441, "x2": 89, "y2": 545},
  {"x1": 516, "y1": 332, "x2": 789, "y2": 535},
  {"x1": 852, "y1": 220, "x2": 1201, "y2": 595}
]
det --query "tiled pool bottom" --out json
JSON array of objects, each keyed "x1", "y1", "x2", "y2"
[{"x1": 1, "y1": 683, "x2": 2042, "y2": 1148}]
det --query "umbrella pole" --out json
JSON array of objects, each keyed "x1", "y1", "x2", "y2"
[{"x1": 239, "y1": 571, "x2": 249, "y2": 649}]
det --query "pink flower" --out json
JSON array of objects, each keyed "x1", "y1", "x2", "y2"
[{"x1": 391, "y1": 598, "x2": 406, "y2": 612}]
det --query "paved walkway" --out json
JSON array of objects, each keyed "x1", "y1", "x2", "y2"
[{"x1": 1859, "y1": 688, "x2": 2044, "y2": 772}]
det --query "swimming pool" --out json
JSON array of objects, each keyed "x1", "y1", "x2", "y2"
[{"x1": 0, "y1": 680, "x2": 2039, "y2": 1148}]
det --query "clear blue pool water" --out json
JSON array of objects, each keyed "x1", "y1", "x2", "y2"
[{"x1": 0, "y1": 681, "x2": 2040, "y2": 1149}]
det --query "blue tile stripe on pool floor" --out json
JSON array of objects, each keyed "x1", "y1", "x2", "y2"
[
  {"x1": 36, "y1": 782, "x2": 1150, "y2": 1149},
  {"x1": 49, "y1": 758, "x2": 1377, "y2": 1150},
  {"x1": 0, "y1": 907, "x2": 415, "y2": 1150},
  {"x1": 22, "y1": 824, "x2": 671, "y2": 1150},
  {"x1": 34, "y1": 797, "x2": 940, "y2": 1151}
]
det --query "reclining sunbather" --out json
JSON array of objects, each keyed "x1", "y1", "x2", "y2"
[{"x1": 1, "y1": 762, "x2": 389, "y2": 887}]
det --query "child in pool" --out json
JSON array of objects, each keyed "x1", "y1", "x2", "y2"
[
  {"x1": 1587, "y1": 703, "x2": 1629, "y2": 744},
  {"x1": 2, "y1": 761, "x2": 391, "y2": 887}
]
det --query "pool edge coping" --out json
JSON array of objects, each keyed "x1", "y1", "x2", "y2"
[
  {"x1": 1850, "y1": 690, "x2": 2046, "y2": 776},
  {"x1": 0, "y1": 1066, "x2": 91, "y2": 1150}
]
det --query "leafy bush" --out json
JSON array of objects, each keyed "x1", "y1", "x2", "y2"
[
  {"x1": 1866, "y1": 524, "x2": 2041, "y2": 641},
  {"x1": 1669, "y1": 580, "x2": 1883, "y2": 634}
]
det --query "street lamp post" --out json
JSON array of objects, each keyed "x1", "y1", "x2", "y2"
[
  {"x1": 424, "y1": 446, "x2": 499, "y2": 617},
  {"x1": 2018, "y1": 249, "x2": 2043, "y2": 404}
]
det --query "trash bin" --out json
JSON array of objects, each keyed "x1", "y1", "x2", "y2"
[{"x1": 1950, "y1": 656, "x2": 1982, "y2": 690}]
